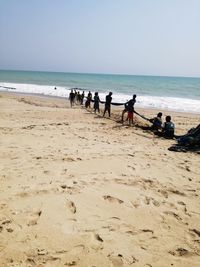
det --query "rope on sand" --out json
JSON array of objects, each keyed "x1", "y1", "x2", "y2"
[
  {"x1": 133, "y1": 110, "x2": 151, "y2": 122},
  {"x1": 84, "y1": 96, "x2": 151, "y2": 123}
]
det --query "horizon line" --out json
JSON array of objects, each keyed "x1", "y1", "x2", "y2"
[{"x1": 0, "y1": 68, "x2": 200, "y2": 79}]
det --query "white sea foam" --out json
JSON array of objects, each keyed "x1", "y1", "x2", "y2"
[
  {"x1": 0, "y1": 82, "x2": 70, "y2": 98},
  {"x1": 1, "y1": 82, "x2": 200, "y2": 114}
]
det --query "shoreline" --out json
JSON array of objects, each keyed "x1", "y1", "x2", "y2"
[
  {"x1": 1, "y1": 76, "x2": 200, "y2": 114},
  {"x1": 1, "y1": 90, "x2": 200, "y2": 118}
]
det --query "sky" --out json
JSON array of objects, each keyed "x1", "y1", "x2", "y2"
[{"x1": 0, "y1": 0, "x2": 200, "y2": 77}]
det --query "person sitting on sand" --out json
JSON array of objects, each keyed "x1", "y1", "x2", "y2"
[
  {"x1": 94, "y1": 92, "x2": 100, "y2": 113},
  {"x1": 162, "y1": 115, "x2": 175, "y2": 138},
  {"x1": 149, "y1": 112, "x2": 163, "y2": 131},
  {"x1": 122, "y1": 94, "x2": 137, "y2": 123},
  {"x1": 103, "y1": 92, "x2": 113, "y2": 117}
]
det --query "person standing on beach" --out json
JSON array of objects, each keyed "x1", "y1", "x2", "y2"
[
  {"x1": 88, "y1": 91, "x2": 92, "y2": 108},
  {"x1": 85, "y1": 91, "x2": 92, "y2": 108},
  {"x1": 121, "y1": 94, "x2": 137, "y2": 123},
  {"x1": 94, "y1": 92, "x2": 100, "y2": 113},
  {"x1": 103, "y1": 92, "x2": 113, "y2": 117},
  {"x1": 69, "y1": 89, "x2": 75, "y2": 107},
  {"x1": 81, "y1": 91, "x2": 85, "y2": 105},
  {"x1": 77, "y1": 91, "x2": 81, "y2": 104},
  {"x1": 74, "y1": 90, "x2": 78, "y2": 104}
]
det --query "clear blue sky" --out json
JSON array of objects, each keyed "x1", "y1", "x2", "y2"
[{"x1": 0, "y1": 0, "x2": 200, "y2": 77}]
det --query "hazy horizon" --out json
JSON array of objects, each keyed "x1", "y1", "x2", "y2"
[
  {"x1": 1, "y1": 0, "x2": 200, "y2": 78},
  {"x1": 1, "y1": 68, "x2": 200, "y2": 80}
]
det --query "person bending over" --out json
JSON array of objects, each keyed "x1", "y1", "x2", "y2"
[{"x1": 122, "y1": 94, "x2": 137, "y2": 123}]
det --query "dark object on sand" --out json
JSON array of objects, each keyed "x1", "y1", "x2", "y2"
[
  {"x1": 177, "y1": 124, "x2": 200, "y2": 146},
  {"x1": 169, "y1": 124, "x2": 200, "y2": 153},
  {"x1": 168, "y1": 145, "x2": 200, "y2": 153}
]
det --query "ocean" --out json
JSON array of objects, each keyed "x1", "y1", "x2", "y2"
[{"x1": 0, "y1": 70, "x2": 200, "y2": 113}]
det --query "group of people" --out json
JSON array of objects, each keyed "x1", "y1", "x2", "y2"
[
  {"x1": 69, "y1": 89, "x2": 85, "y2": 107},
  {"x1": 120, "y1": 95, "x2": 175, "y2": 139},
  {"x1": 69, "y1": 89, "x2": 113, "y2": 117},
  {"x1": 84, "y1": 90, "x2": 113, "y2": 116},
  {"x1": 69, "y1": 89, "x2": 175, "y2": 139},
  {"x1": 149, "y1": 112, "x2": 175, "y2": 139}
]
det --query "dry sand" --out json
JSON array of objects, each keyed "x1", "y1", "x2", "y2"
[{"x1": 0, "y1": 92, "x2": 200, "y2": 267}]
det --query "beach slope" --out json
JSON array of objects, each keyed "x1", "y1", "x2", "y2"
[{"x1": 0, "y1": 92, "x2": 200, "y2": 267}]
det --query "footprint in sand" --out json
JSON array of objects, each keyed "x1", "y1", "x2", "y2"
[
  {"x1": 27, "y1": 209, "x2": 42, "y2": 226},
  {"x1": 108, "y1": 254, "x2": 138, "y2": 267},
  {"x1": 0, "y1": 219, "x2": 14, "y2": 233},
  {"x1": 109, "y1": 216, "x2": 121, "y2": 220},
  {"x1": 66, "y1": 200, "x2": 76, "y2": 214},
  {"x1": 103, "y1": 195, "x2": 124, "y2": 204},
  {"x1": 177, "y1": 201, "x2": 191, "y2": 216},
  {"x1": 62, "y1": 157, "x2": 75, "y2": 162},
  {"x1": 142, "y1": 196, "x2": 160, "y2": 207},
  {"x1": 141, "y1": 229, "x2": 154, "y2": 234},
  {"x1": 6, "y1": 228, "x2": 14, "y2": 233},
  {"x1": 81, "y1": 231, "x2": 104, "y2": 251},
  {"x1": 169, "y1": 247, "x2": 193, "y2": 257},
  {"x1": 26, "y1": 249, "x2": 61, "y2": 266},
  {"x1": 94, "y1": 233, "x2": 103, "y2": 242},
  {"x1": 64, "y1": 245, "x2": 85, "y2": 266},
  {"x1": 0, "y1": 219, "x2": 21, "y2": 233},
  {"x1": 65, "y1": 260, "x2": 77, "y2": 266},
  {"x1": 169, "y1": 189, "x2": 186, "y2": 196},
  {"x1": 190, "y1": 228, "x2": 200, "y2": 238},
  {"x1": 152, "y1": 198, "x2": 160, "y2": 207},
  {"x1": 108, "y1": 255, "x2": 123, "y2": 267},
  {"x1": 163, "y1": 211, "x2": 182, "y2": 221},
  {"x1": 131, "y1": 199, "x2": 141, "y2": 208},
  {"x1": 158, "y1": 189, "x2": 168, "y2": 198},
  {"x1": 143, "y1": 196, "x2": 151, "y2": 205}
]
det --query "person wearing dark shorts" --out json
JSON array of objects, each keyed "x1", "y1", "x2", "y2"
[
  {"x1": 94, "y1": 92, "x2": 100, "y2": 113},
  {"x1": 103, "y1": 92, "x2": 112, "y2": 117},
  {"x1": 69, "y1": 89, "x2": 75, "y2": 107}
]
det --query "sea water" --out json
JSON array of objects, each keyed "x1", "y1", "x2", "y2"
[{"x1": 0, "y1": 70, "x2": 200, "y2": 113}]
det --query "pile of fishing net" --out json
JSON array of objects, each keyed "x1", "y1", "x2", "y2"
[{"x1": 169, "y1": 124, "x2": 200, "y2": 153}]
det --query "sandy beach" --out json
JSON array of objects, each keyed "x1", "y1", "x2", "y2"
[{"x1": 0, "y1": 92, "x2": 200, "y2": 267}]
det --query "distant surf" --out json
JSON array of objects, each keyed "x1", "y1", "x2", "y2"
[{"x1": 0, "y1": 70, "x2": 200, "y2": 113}]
